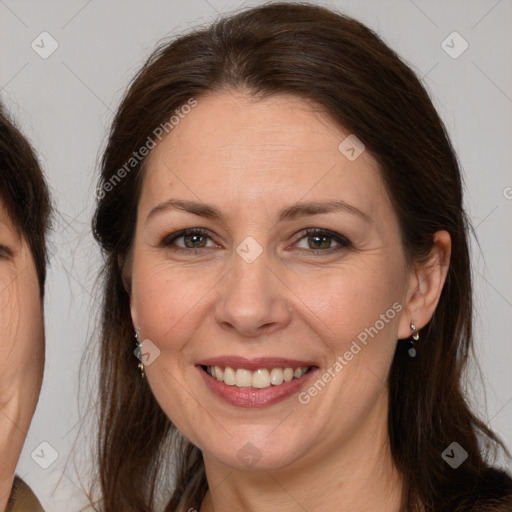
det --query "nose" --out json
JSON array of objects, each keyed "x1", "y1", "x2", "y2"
[{"x1": 214, "y1": 248, "x2": 293, "y2": 338}]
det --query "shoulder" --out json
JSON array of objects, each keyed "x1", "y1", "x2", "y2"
[{"x1": 5, "y1": 476, "x2": 45, "y2": 512}]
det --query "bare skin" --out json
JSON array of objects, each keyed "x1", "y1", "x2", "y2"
[
  {"x1": 127, "y1": 91, "x2": 450, "y2": 511},
  {"x1": 0, "y1": 204, "x2": 44, "y2": 510}
]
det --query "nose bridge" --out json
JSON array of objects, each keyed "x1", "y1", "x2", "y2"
[
  {"x1": 232, "y1": 240, "x2": 269, "y2": 292},
  {"x1": 214, "y1": 237, "x2": 291, "y2": 336}
]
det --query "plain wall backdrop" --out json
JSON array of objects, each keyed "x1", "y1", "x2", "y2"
[{"x1": 1, "y1": 0, "x2": 511, "y2": 509}]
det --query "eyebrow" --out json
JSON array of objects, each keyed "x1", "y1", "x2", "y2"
[{"x1": 146, "y1": 198, "x2": 371, "y2": 225}]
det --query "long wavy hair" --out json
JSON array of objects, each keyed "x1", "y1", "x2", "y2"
[{"x1": 90, "y1": 3, "x2": 512, "y2": 511}]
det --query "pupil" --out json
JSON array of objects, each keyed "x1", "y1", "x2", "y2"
[
  {"x1": 185, "y1": 234, "x2": 206, "y2": 248},
  {"x1": 310, "y1": 235, "x2": 329, "y2": 249}
]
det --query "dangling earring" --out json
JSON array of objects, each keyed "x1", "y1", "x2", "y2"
[
  {"x1": 408, "y1": 321, "x2": 420, "y2": 358},
  {"x1": 134, "y1": 330, "x2": 145, "y2": 379}
]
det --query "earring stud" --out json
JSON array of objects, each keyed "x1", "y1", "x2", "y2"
[
  {"x1": 134, "y1": 331, "x2": 145, "y2": 379},
  {"x1": 408, "y1": 321, "x2": 420, "y2": 358}
]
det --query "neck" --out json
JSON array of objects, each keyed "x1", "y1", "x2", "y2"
[{"x1": 199, "y1": 392, "x2": 403, "y2": 512}]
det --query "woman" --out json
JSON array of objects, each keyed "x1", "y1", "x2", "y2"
[
  {"x1": 0, "y1": 105, "x2": 50, "y2": 511},
  {"x1": 90, "y1": 3, "x2": 512, "y2": 511}
]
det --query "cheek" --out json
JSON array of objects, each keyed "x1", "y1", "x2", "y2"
[
  {"x1": 130, "y1": 263, "x2": 214, "y2": 443},
  {"x1": 0, "y1": 269, "x2": 40, "y2": 331},
  {"x1": 130, "y1": 259, "x2": 213, "y2": 357},
  {"x1": 0, "y1": 286, "x2": 20, "y2": 343},
  {"x1": 0, "y1": 269, "x2": 44, "y2": 366},
  {"x1": 290, "y1": 260, "x2": 403, "y2": 346}
]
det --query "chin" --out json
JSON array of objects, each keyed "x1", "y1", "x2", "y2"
[{"x1": 199, "y1": 428, "x2": 306, "y2": 473}]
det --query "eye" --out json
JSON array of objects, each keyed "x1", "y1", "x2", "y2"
[
  {"x1": 0, "y1": 244, "x2": 13, "y2": 260},
  {"x1": 161, "y1": 228, "x2": 218, "y2": 253},
  {"x1": 293, "y1": 228, "x2": 352, "y2": 255},
  {"x1": 159, "y1": 227, "x2": 352, "y2": 256}
]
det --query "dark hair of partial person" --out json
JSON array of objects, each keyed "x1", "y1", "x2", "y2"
[
  {"x1": 0, "y1": 103, "x2": 51, "y2": 297},
  {"x1": 90, "y1": 2, "x2": 512, "y2": 511}
]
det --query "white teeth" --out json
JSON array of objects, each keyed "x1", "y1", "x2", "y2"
[
  {"x1": 270, "y1": 368, "x2": 284, "y2": 386},
  {"x1": 283, "y1": 368, "x2": 294, "y2": 382},
  {"x1": 223, "y1": 366, "x2": 236, "y2": 386},
  {"x1": 252, "y1": 369, "x2": 270, "y2": 388},
  {"x1": 214, "y1": 366, "x2": 224, "y2": 381},
  {"x1": 206, "y1": 365, "x2": 310, "y2": 388},
  {"x1": 235, "y1": 368, "x2": 252, "y2": 387}
]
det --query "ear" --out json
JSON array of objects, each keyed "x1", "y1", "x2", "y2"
[
  {"x1": 397, "y1": 230, "x2": 451, "y2": 339},
  {"x1": 130, "y1": 298, "x2": 139, "y2": 334},
  {"x1": 118, "y1": 251, "x2": 138, "y2": 329},
  {"x1": 118, "y1": 250, "x2": 134, "y2": 294}
]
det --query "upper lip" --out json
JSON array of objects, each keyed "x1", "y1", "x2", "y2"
[{"x1": 196, "y1": 356, "x2": 317, "y2": 371}]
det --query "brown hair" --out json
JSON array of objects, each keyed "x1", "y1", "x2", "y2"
[
  {"x1": 91, "y1": 2, "x2": 512, "y2": 511},
  {"x1": 0, "y1": 104, "x2": 51, "y2": 296}
]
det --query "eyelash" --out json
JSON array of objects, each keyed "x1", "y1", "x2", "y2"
[
  {"x1": 160, "y1": 228, "x2": 352, "y2": 256},
  {"x1": 0, "y1": 244, "x2": 13, "y2": 259}
]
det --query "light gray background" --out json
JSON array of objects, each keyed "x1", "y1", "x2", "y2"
[{"x1": 1, "y1": 0, "x2": 511, "y2": 510}]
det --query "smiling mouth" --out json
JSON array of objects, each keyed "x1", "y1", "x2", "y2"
[{"x1": 200, "y1": 365, "x2": 313, "y2": 389}]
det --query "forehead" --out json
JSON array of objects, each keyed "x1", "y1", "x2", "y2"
[
  {"x1": 150, "y1": 91, "x2": 359, "y2": 162},
  {"x1": 140, "y1": 91, "x2": 387, "y2": 220}
]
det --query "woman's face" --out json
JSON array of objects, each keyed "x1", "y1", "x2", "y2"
[
  {"x1": 129, "y1": 92, "x2": 418, "y2": 472},
  {"x1": 0, "y1": 202, "x2": 44, "y2": 413}
]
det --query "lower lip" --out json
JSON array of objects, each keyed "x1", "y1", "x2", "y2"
[{"x1": 196, "y1": 366, "x2": 318, "y2": 408}]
